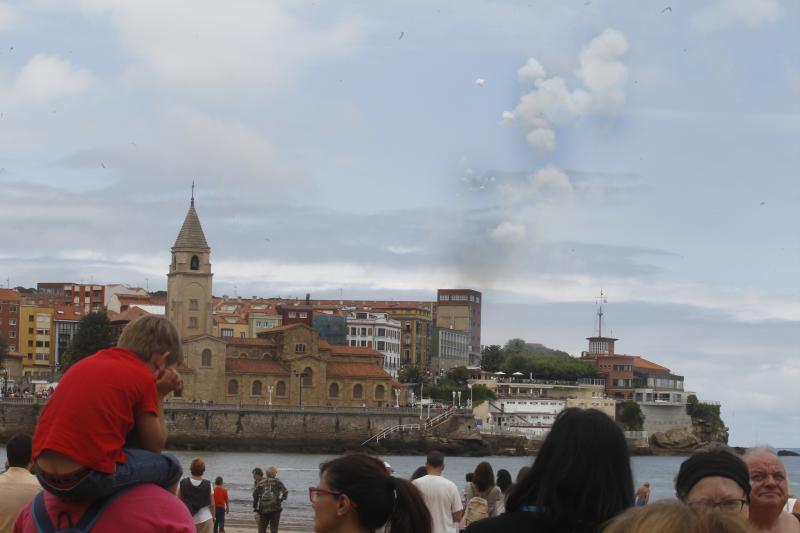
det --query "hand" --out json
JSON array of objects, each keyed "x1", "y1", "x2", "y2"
[{"x1": 156, "y1": 366, "x2": 183, "y2": 397}]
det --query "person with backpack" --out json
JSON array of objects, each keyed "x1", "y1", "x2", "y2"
[
  {"x1": 178, "y1": 459, "x2": 214, "y2": 533},
  {"x1": 463, "y1": 462, "x2": 503, "y2": 527},
  {"x1": 254, "y1": 466, "x2": 288, "y2": 533}
]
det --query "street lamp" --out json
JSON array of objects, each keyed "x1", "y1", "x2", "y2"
[
  {"x1": 457, "y1": 391, "x2": 461, "y2": 408},
  {"x1": 292, "y1": 371, "x2": 308, "y2": 408},
  {"x1": 267, "y1": 385, "x2": 273, "y2": 406},
  {"x1": 451, "y1": 390, "x2": 456, "y2": 408},
  {"x1": 394, "y1": 388, "x2": 400, "y2": 408},
  {"x1": 467, "y1": 383, "x2": 473, "y2": 409}
]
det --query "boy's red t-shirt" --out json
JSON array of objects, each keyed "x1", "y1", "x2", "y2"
[
  {"x1": 32, "y1": 347, "x2": 160, "y2": 474},
  {"x1": 213, "y1": 486, "x2": 229, "y2": 508}
]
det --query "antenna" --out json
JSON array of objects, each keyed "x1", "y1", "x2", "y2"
[
  {"x1": 191, "y1": 181, "x2": 195, "y2": 207},
  {"x1": 595, "y1": 289, "x2": 608, "y2": 337}
]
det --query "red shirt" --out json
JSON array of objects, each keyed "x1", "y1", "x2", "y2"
[
  {"x1": 213, "y1": 486, "x2": 229, "y2": 508},
  {"x1": 33, "y1": 347, "x2": 160, "y2": 473},
  {"x1": 14, "y1": 483, "x2": 194, "y2": 533}
]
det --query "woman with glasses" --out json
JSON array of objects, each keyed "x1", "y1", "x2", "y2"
[
  {"x1": 675, "y1": 444, "x2": 751, "y2": 520},
  {"x1": 310, "y1": 454, "x2": 431, "y2": 533}
]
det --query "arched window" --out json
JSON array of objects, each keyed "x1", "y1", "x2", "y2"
[
  {"x1": 227, "y1": 379, "x2": 238, "y2": 395},
  {"x1": 190, "y1": 255, "x2": 200, "y2": 270},
  {"x1": 276, "y1": 381, "x2": 287, "y2": 396},
  {"x1": 375, "y1": 384, "x2": 385, "y2": 400},
  {"x1": 252, "y1": 380, "x2": 263, "y2": 396},
  {"x1": 329, "y1": 383, "x2": 339, "y2": 398},
  {"x1": 353, "y1": 384, "x2": 363, "y2": 399},
  {"x1": 201, "y1": 349, "x2": 212, "y2": 367},
  {"x1": 303, "y1": 367, "x2": 313, "y2": 387}
]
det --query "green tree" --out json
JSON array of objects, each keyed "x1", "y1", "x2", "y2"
[
  {"x1": 0, "y1": 334, "x2": 9, "y2": 358},
  {"x1": 13, "y1": 286, "x2": 36, "y2": 294},
  {"x1": 64, "y1": 311, "x2": 114, "y2": 368},
  {"x1": 616, "y1": 400, "x2": 645, "y2": 431},
  {"x1": 398, "y1": 365, "x2": 422, "y2": 384},
  {"x1": 480, "y1": 345, "x2": 503, "y2": 372},
  {"x1": 446, "y1": 366, "x2": 469, "y2": 386},
  {"x1": 503, "y1": 338, "x2": 527, "y2": 357}
]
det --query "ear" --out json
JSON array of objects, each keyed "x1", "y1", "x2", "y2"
[
  {"x1": 153, "y1": 351, "x2": 170, "y2": 368},
  {"x1": 336, "y1": 494, "x2": 354, "y2": 517}
]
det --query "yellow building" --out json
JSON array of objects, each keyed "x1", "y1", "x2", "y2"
[
  {"x1": 212, "y1": 314, "x2": 249, "y2": 339},
  {"x1": 19, "y1": 305, "x2": 55, "y2": 381}
]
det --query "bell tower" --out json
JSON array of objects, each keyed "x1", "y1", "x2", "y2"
[{"x1": 167, "y1": 191, "x2": 213, "y2": 340}]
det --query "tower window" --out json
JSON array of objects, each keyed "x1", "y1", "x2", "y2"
[
  {"x1": 190, "y1": 255, "x2": 200, "y2": 270},
  {"x1": 189, "y1": 317, "x2": 198, "y2": 329},
  {"x1": 190, "y1": 299, "x2": 199, "y2": 310}
]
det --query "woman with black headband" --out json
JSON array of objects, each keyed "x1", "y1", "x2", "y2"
[
  {"x1": 310, "y1": 454, "x2": 432, "y2": 533},
  {"x1": 675, "y1": 444, "x2": 751, "y2": 520}
]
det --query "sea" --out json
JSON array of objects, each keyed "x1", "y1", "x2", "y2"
[{"x1": 4, "y1": 449, "x2": 799, "y2": 530}]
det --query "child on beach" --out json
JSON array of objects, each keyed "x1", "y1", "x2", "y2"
[
  {"x1": 31, "y1": 315, "x2": 184, "y2": 501},
  {"x1": 213, "y1": 476, "x2": 230, "y2": 533}
]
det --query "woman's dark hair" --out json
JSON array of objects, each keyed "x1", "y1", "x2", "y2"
[
  {"x1": 496, "y1": 469, "x2": 513, "y2": 494},
  {"x1": 516, "y1": 466, "x2": 530, "y2": 484},
  {"x1": 506, "y1": 408, "x2": 633, "y2": 532},
  {"x1": 473, "y1": 461, "x2": 495, "y2": 492},
  {"x1": 411, "y1": 466, "x2": 428, "y2": 480},
  {"x1": 466, "y1": 472, "x2": 474, "y2": 483},
  {"x1": 252, "y1": 467, "x2": 263, "y2": 477},
  {"x1": 320, "y1": 454, "x2": 432, "y2": 533}
]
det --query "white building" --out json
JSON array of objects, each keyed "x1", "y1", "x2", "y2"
[
  {"x1": 346, "y1": 310, "x2": 401, "y2": 378},
  {"x1": 433, "y1": 327, "x2": 470, "y2": 374}
]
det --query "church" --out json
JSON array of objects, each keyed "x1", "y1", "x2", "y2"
[{"x1": 166, "y1": 197, "x2": 406, "y2": 408}]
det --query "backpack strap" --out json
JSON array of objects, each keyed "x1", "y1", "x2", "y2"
[
  {"x1": 31, "y1": 487, "x2": 136, "y2": 533},
  {"x1": 31, "y1": 492, "x2": 56, "y2": 533}
]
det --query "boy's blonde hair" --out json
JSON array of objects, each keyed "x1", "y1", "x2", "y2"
[
  {"x1": 117, "y1": 315, "x2": 183, "y2": 366},
  {"x1": 603, "y1": 500, "x2": 750, "y2": 533}
]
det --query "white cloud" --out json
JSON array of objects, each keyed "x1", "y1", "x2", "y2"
[
  {"x1": 2, "y1": 54, "x2": 95, "y2": 103},
  {"x1": 529, "y1": 165, "x2": 574, "y2": 197},
  {"x1": 690, "y1": 0, "x2": 783, "y2": 32},
  {"x1": 503, "y1": 29, "x2": 628, "y2": 152},
  {"x1": 73, "y1": 1, "x2": 366, "y2": 93},
  {"x1": 490, "y1": 221, "x2": 526, "y2": 244},
  {"x1": 0, "y1": 2, "x2": 22, "y2": 32}
]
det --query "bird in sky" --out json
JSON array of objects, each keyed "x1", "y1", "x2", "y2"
[
  {"x1": 661, "y1": 6, "x2": 672, "y2": 13},
  {"x1": 398, "y1": 31, "x2": 404, "y2": 40}
]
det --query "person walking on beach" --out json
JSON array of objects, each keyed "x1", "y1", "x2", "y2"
[
  {"x1": 31, "y1": 315, "x2": 184, "y2": 502},
  {"x1": 634, "y1": 482, "x2": 650, "y2": 506},
  {"x1": 0, "y1": 434, "x2": 41, "y2": 533},
  {"x1": 213, "y1": 476, "x2": 229, "y2": 533},
  {"x1": 413, "y1": 451, "x2": 463, "y2": 533},
  {"x1": 311, "y1": 454, "x2": 431, "y2": 533},
  {"x1": 254, "y1": 466, "x2": 288, "y2": 533},
  {"x1": 465, "y1": 408, "x2": 633, "y2": 533},
  {"x1": 178, "y1": 458, "x2": 214, "y2": 533},
  {"x1": 744, "y1": 447, "x2": 800, "y2": 532}
]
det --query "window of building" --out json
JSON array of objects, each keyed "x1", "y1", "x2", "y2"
[
  {"x1": 288, "y1": 312, "x2": 297, "y2": 318},
  {"x1": 190, "y1": 299, "x2": 199, "y2": 310},
  {"x1": 9, "y1": 331, "x2": 15, "y2": 339},
  {"x1": 221, "y1": 328, "x2": 233, "y2": 337},
  {"x1": 302, "y1": 367, "x2": 313, "y2": 387},
  {"x1": 276, "y1": 381, "x2": 287, "y2": 396},
  {"x1": 350, "y1": 340, "x2": 356, "y2": 346},
  {"x1": 252, "y1": 380, "x2": 263, "y2": 396},
  {"x1": 9, "y1": 344, "x2": 15, "y2": 352},
  {"x1": 27, "y1": 340, "x2": 33, "y2": 347},
  {"x1": 377, "y1": 328, "x2": 386, "y2": 337},
  {"x1": 329, "y1": 383, "x2": 339, "y2": 398},
  {"x1": 295, "y1": 343, "x2": 306, "y2": 354},
  {"x1": 28, "y1": 328, "x2": 33, "y2": 334},
  {"x1": 375, "y1": 385, "x2": 385, "y2": 400},
  {"x1": 9, "y1": 305, "x2": 16, "y2": 312},
  {"x1": 240, "y1": 332, "x2": 246, "y2": 338},
  {"x1": 28, "y1": 315, "x2": 34, "y2": 322},
  {"x1": 439, "y1": 295, "x2": 450, "y2": 301},
  {"x1": 227, "y1": 379, "x2": 238, "y2": 395},
  {"x1": 298, "y1": 312, "x2": 307, "y2": 318},
  {"x1": 173, "y1": 388, "x2": 182, "y2": 398},
  {"x1": 190, "y1": 255, "x2": 200, "y2": 270},
  {"x1": 356, "y1": 312, "x2": 368, "y2": 319},
  {"x1": 360, "y1": 327, "x2": 367, "y2": 335},
  {"x1": 377, "y1": 341, "x2": 385, "y2": 351},
  {"x1": 201, "y1": 349, "x2": 212, "y2": 367},
  {"x1": 189, "y1": 317, "x2": 198, "y2": 329},
  {"x1": 360, "y1": 340, "x2": 367, "y2": 347},
  {"x1": 8, "y1": 319, "x2": 15, "y2": 326},
  {"x1": 353, "y1": 384, "x2": 363, "y2": 399}
]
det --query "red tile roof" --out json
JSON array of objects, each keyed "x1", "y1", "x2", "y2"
[
  {"x1": 319, "y1": 341, "x2": 383, "y2": 358},
  {"x1": 0, "y1": 289, "x2": 21, "y2": 302},
  {"x1": 226, "y1": 358, "x2": 290, "y2": 376},
  {"x1": 326, "y1": 362, "x2": 391, "y2": 379},
  {"x1": 631, "y1": 356, "x2": 670, "y2": 372},
  {"x1": 214, "y1": 314, "x2": 248, "y2": 325},
  {"x1": 108, "y1": 306, "x2": 151, "y2": 323},
  {"x1": 255, "y1": 323, "x2": 311, "y2": 336}
]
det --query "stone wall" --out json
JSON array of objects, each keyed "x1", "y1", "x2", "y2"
[
  {"x1": 0, "y1": 403, "x2": 41, "y2": 441},
  {"x1": 640, "y1": 403, "x2": 692, "y2": 434}
]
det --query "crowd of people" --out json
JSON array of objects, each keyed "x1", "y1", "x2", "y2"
[{"x1": 0, "y1": 315, "x2": 797, "y2": 532}]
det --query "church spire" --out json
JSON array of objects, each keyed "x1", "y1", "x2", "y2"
[{"x1": 173, "y1": 193, "x2": 209, "y2": 250}]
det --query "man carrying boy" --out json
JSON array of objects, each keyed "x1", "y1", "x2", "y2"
[{"x1": 31, "y1": 315, "x2": 184, "y2": 500}]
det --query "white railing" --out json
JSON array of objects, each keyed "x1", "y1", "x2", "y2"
[{"x1": 360, "y1": 409, "x2": 458, "y2": 446}]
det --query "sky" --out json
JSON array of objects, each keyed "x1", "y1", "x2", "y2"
[{"x1": 0, "y1": 0, "x2": 798, "y2": 446}]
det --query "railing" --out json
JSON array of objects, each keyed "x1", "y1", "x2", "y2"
[
  {"x1": 360, "y1": 409, "x2": 458, "y2": 446},
  {"x1": 624, "y1": 431, "x2": 649, "y2": 439}
]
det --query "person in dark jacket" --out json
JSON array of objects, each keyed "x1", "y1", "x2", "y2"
[{"x1": 466, "y1": 408, "x2": 633, "y2": 533}]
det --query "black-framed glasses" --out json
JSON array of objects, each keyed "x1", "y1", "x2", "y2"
[{"x1": 688, "y1": 498, "x2": 747, "y2": 512}]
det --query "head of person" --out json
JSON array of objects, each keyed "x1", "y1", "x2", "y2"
[
  {"x1": 190, "y1": 458, "x2": 206, "y2": 477},
  {"x1": 472, "y1": 461, "x2": 495, "y2": 492},
  {"x1": 506, "y1": 408, "x2": 633, "y2": 530},
  {"x1": 675, "y1": 444, "x2": 750, "y2": 519},
  {"x1": 215, "y1": 476, "x2": 223, "y2": 486},
  {"x1": 411, "y1": 466, "x2": 428, "y2": 481},
  {"x1": 117, "y1": 315, "x2": 183, "y2": 367},
  {"x1": 603, "y1": 500, "x2": 750, "y2": 533},
  {"x1": 6, "y1": 433, "x2": 33, "y2": 469},
  {"x1": 744, "y1": 447, "x2": 790, "y2": 513},
  {"x1": 516, "y1": 466, "x2": 531, "y2": 484},
  {"x1": 314, "y1": 454, "x2": 431, "y2": 533},
  {"x1": 425, "y1": 451, "x2": 445, "y2": 474},
  {"x1": 266, "y1": 466, "x2": 278, "y2": 479},
  {"x1": 252, "y1": 467, "x2": 263, "y2": 480},
  {"x1": 497, "y1": 469, "x2": 513, "y2": 494}
]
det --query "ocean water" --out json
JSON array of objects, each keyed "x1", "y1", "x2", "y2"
[{"x1": 4, "y1": 449, "x2": 799, "y2": 529}]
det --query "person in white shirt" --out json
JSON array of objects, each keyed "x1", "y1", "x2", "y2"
[
  {"x1": 0, "y1": 434, "x2": 42, "y2": 533},
  {"x1": 413, "y1": 451, "x2": 464, "y2": 533},
  {"x1": 177, "y1": 458, "x2": 214, "y2": 533}
]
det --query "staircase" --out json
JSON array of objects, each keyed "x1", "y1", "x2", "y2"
[{"x1": 360, "y1": 409, "x2": 456, "y2": 447}]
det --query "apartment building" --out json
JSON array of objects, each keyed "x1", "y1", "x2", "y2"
[{"x1": 346, "y1": 310, "x2": 401, "y2": 378}]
